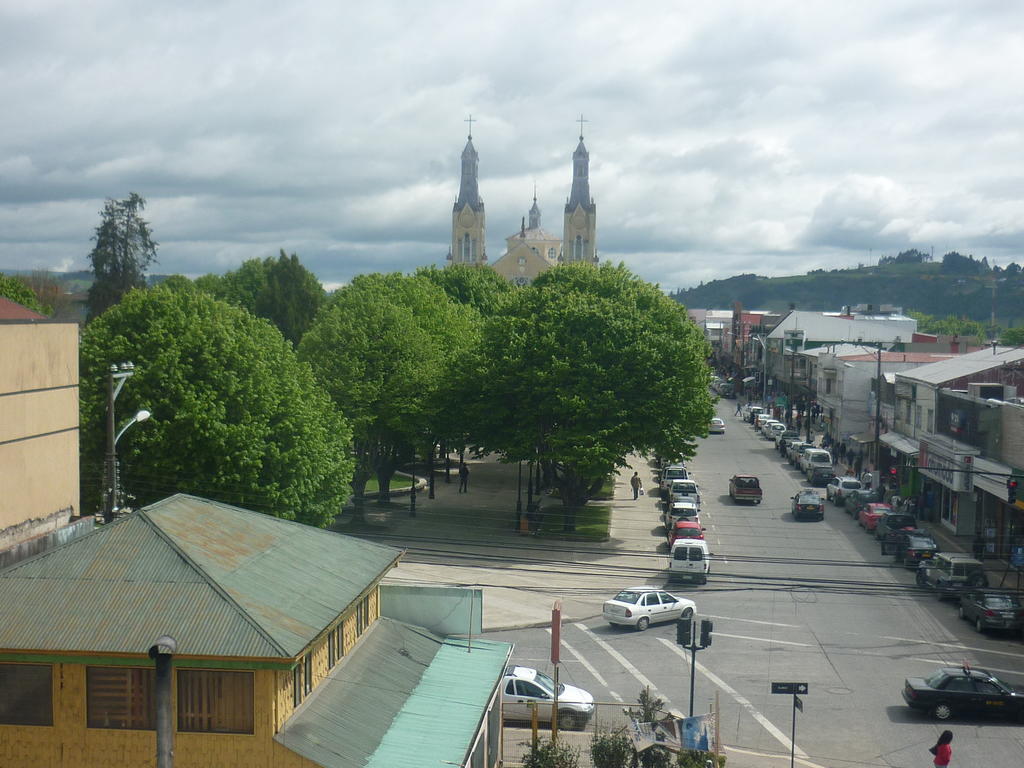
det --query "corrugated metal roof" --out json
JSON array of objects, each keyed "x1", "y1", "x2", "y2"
[
  {"x1": 0, "y1": 495, "x2": 402, "y2": 659},
  {"x1": 896, "y1": 346, "x2": 1024, "y2": 385},
  {"x1": 275, "y1": 618, "x2": 511, "y2": 768}
]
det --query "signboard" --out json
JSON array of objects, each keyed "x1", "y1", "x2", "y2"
[
  {"x1": 1011, "y1": 546, "x2": 1024, "y2": 569},
  {"x1": 550, "y1": 601, "x2": 561, "y2": 665},
  {"x1": 770, "y1": 682, "x2": 808, "y2": 695},
  {"x1": 918, "y1": 440, "x2": 976, "y2": 493}
]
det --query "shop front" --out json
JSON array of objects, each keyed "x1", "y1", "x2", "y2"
[
  {"x1": 918, "y1": 434, "x2": 979, "y2": 537},
  {"x1": 879, "y1": 432, "x2": 920, "y2": 500}
]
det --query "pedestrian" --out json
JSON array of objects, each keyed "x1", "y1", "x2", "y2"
[
  {"x1": 929, "y1": 730, "x2": 952, "y2": 768},
  {"x1": 735, "y1": 400, "x2": 742, "y2": 416},
  {"x1": 458, "y1": 462, "x2": 469, "y2": 493},
  {"x1": 630, "y1": 471, "x2": 642, "y2": 500}
]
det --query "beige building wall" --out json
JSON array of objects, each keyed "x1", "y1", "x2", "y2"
[
  {"x1": 491, "y1": 242, "x2": 556, "y2": 286},
  {"x1": 451, "y1": 204, "x2": 487, "y2": 265},
  {"x1": 563, "y1": 203, "x2": 597, "y2": 263},
  {"x1": 0, "y1": 321, "x2": 79, "y2": 549}
]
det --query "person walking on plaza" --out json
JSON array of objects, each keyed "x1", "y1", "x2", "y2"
[
  {"x1": 929, "y1": 730, "x2": 953, "y2": 768},
  {"x1": 630, "y1": 471, "x2": 642, "y2": 500},
  {"x1": 458, "y1": 462, "x2": 469, "y2": 493},
  {"x1": 735, "y1": 400, "x2": 742, "y2": 416}
]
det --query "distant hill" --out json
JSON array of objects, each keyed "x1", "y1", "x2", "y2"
[{"x1": 671, "y1": 254, "x2": 1024, "y2": 327}]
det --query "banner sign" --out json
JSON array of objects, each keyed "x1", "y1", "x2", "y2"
[{"x1": 629, "y1": 714, "x2": 713, "y2": 753}]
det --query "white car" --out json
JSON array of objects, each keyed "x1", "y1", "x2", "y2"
[
  {"x1": 602, "y1": 586, "x2": 696, "y2": 631},
  {"x1": 826, "y1": 476, "x2": 863, "y2": 505},
  {"x1": 658, "y1": 464, "x2": 688, "y2": 495},
  {"x1": 501, "y1": 665, "x2": 594, "y2": 730},
  {"x1": 759, "y1": 419, "x2": 782, "y2": 437},
  {"x1": 766, "y1": 423, "x2": 786, "y2": 441},
  {"x1": 709, "y1": 417, "x2": 725, "y2": 434},
  {"x1": 667, "y1": 479, "x2": 701, "y2": 507}
]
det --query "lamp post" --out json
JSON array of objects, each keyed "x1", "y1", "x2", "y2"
[
  {"x1": 409, "y1": 448, "x2": 417, "y2": 517},
  {"x1": 103, "y1": 362, "x2": 150, "y2": 523}
]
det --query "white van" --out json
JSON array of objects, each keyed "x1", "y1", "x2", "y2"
[{"x1": 668, "y1": 539, "x2": 710, "y2": 584}]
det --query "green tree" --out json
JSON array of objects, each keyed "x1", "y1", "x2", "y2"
[
  {"x1": 299, "y1": 273, "x2": 479, "y2": 511},
  {"x1": 590, "y1": 730, "x2": 634, "y2": 768},
  {"x1": 417, "y1": 263, "x2": 514, "y2": 316},
  {"x1": 196, "y1": 251, "x2": 326, "y2": 345},
  {"x1": 80, "y1": 281, "x2": 352, "y2": 527},
  {"x1": 86, "y1": 192, "x2": 158, "y2": 320},
  {"x1": 0, "y1": 273, "x2": 47, "y2": 314},
  {"x1": 466, "y1": 263, "x2": 713, "y2": 529},
  {"x1": 1000, "y1": 326, "x2": 1024, "y2": 346}
]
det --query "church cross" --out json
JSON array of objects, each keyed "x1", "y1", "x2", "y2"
[
  {"x1": 577, "y1": 113, "x2": 589, "y2": 139},
  {"x1": 465, "y1": 114, "x2": 475, "y2": 139}
]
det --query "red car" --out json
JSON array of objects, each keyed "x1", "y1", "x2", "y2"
[
  {"x1": 667, "y1": 519, "x2": 705, "y2": 545},
  {"x1": 858, "y1": 503, "x2": 892, "y2": 532}
]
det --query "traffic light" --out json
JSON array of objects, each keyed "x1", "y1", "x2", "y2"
[
  {"x1": 677, "y1": 617, "x2": 693, "y2": 647},
  {"x1": 1008, "y1": 478, "x2": 1018, "y2": 505},
  {"x1": 699, "y1": 619, "x2": 713, "y2": 648}
]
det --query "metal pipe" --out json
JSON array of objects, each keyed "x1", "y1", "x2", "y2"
[{"x1": 149, "y1": 635, "x2": 177, "y2": 768}]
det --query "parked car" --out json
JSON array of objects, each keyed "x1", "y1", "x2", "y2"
[
  {"x1": 826, "y1": 476, "x2": 863, "y2": 505},
  {"x1": 857, "y1": 502, "x2": 892, "y2": 532},
  {"x1": 658, "y1": 464, "x2": 689, "y2": 496},
  {"x1": 903, "y1": 665, "x2": 1024, "y2": 722},
  {"x1": 776, "y1": 430, "x2": 800, "y2": 452},
  {"x1": 844, "y1": 488, "x2": 874, "y2": 518},
  {"x1": 875, "y1": 512, "x2": 918, "y2": 548},
  {"x1": 766, "y1": 423, "x2": 787, "y2": 442},
  {"x1": 744, "y1": 405, "x2": 763, "y2": 423},
  {"x1": 787, "y1": 441, "x2": 811, "y2": 466},
  {"x1": 801, "y1": 449, "x2": 833, "y2": 479},
  {"x1": 760, "y1": 420, "x2": 783, "y2": 437},
  {"x1": 502, "y1": 665, "x2": 595, "y2": 730},
  {"x1": 729, "y1": 474, "x2": 762, "y2": 504},
  {"x1": 791, "y1": 490, "x2": 825, "y2": 521},
  {"x1": 668, "y1": 539, "x2": 711, "y2": 584},
  {"x1": 807, "y1": 465, "x2": 836, "y2": 487},
  {"x1": 662, "y1": 499, "x2": 700, "y2": 530},
  {"x1": 667, "y1": 518, "x2": 705, "y2": 544},
  {"x1": 753, "y1": 413, "x2": 773, "y2": 430},
  {"x1": 958, "y1": 590, "x2": 1024, "y2": 634},
  {"x1": 666, "y1": 479, "x2": 701, "y2": 507},
  {"x1": 890, "y1": 529, "x2": 939, "y2": 567},
  {"x1": 603, "y1": 587, "x2": 696, "y2": 631},
  {"x1": 709, "y1": 417, "x2": 726, "y2": 435},
  {"x1": 916, "y1": 552, "x2": 989, "y2": 598}
]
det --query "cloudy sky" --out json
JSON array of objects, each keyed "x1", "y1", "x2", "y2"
[{"x1": 2, "y1": 0, "x2": 1023, "y2": 290}]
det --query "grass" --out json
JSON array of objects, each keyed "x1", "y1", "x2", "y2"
[
  {"x1": 363, "y1": 475, "x2": 412, "y2": 493},
  {"x1": 535, "y1": 502, "x2": 612, "y2": 542}
]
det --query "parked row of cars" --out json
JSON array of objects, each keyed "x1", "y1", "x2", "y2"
[
  {"x1": 654, "y1": 461, "x2": 712, "y2": 584},
  {"x1": 744, "y1": 403, "x2": 837, "y2": 488}
]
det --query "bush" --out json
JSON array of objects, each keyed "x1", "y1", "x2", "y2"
[
  {"x1": 590, "y1": 729, "x2": 634, "y2": 768},
  {"x1": 676, "y1": 751, "x2": 725, "y2": 768},
  {"x1": 522, "y1": 738, "x2": 580, "y2": 768}
]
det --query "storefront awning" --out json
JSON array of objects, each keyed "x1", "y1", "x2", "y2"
[
  {"x1": 880, "y1": 432, "x2": 919, "y2": 456},
  {"x1": 850, "y1": 431, "x2": 876, "y2": 445},
  {"x1": 742, "y1": 376, "x2": 756, "y2": 383}
]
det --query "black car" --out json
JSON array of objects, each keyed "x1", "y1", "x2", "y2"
[
  {"x1": 889, "y1": 529, "x2": 938, "y2": 567},
  {"x1": 958, "y1": 590, "x2": 1024, "y2": 634},
  {"x1": 876, "y1": 512, "x2": 918, "y2": 549},
  {"x1": 807, "y1": 465, "x2": 835, "y2": 487},
  {"x1": 903, "y1": 666, "x2": 1024, "y2": 721},
  {"x1": 791, "y1": 491, "x2": 824, "y2": 521}
]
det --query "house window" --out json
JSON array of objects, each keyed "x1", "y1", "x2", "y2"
[
  {"x1": 461, "y1": 234, "x2": 471, "y2": 262},
  {"x1": 0, "y1": 663, "x2": 52, "y2": 726},
  {"x1": 177, "y1": 669, "x2": 254, "y2": 734},
  {"x1": 355, "y1": 595, "x2": 371, "y2": 635},
  {"x1": 293, "y1": 664, "x2": 304, "y2": 707},
  {"x1": 548, "y1": 248, "x2": 556, "y2": 259},
  {"x1": 87, "y1": 667, "x2": 155, "y2": 730},
  {"x1": 327, "y1": 625, "x2": 344, "y2": 667},
  {"x1": 915, "y1": 406, "x2": 922, "y2": 428},
  {"x1": 573, "y1": 235, "x2": 583, "y2": 260},
  {"x1": 927, "y1": 409, "x2": 934, "y2": 432},
  {"x1": 825, "y1": 379, "x2": 832, "y2": 395},
  {"x1": 303, "y1": 654, "x2": 313, "y2": 696}
]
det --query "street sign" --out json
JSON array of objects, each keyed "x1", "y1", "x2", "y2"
[
  {"x1": 771, "y1": 682, "x2": 808, "y2": 695},
  {"x1": 794, "y1": 695, "x2": 803, "y2": 712}
]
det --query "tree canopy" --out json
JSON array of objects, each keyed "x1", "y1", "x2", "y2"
[
  {"x1": 80, "y1": 281, "x2": 352, "y2": 527},
  {"x1": 195, "y1": 250, "x2": 326, "y2": 345},
  {"x1": 0, "y1": 273, "x2": 47, "y2": 314},
  {"x1": 416, "y1": 263, "x2": 514, "y2": 316},
  {"x1": 86, "y1": 193, "x2": 158, "y2": 320},
  {"x1": 466, "y1": 263, "x2": 713, "y2": 519},
  {"x1": 299, "y1": 272, "x2": 479, "y2": 502}
]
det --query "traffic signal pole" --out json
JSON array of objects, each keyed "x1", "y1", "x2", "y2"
[{"x1": 677, "y1": 616, "x2": 713, "y2": 716}]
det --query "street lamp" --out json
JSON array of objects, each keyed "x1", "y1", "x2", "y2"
[{"x1": 103, "y1": 362, "x2": 150, "y2": 523}]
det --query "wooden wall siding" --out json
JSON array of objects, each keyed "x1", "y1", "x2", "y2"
[{"x1": 274, "y1": 669, "x2": 294, "y2": 732}]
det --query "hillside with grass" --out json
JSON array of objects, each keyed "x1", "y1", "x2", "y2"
[{"x1": 672, "y1": 251, "x2": 1024, "y2": 327}]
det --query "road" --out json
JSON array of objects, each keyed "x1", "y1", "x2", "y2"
[{"x1": 486, "y1": 401, "x2": 1024, "y2": 768}]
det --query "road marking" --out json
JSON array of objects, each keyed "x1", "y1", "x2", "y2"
[
  {"x1": 911, "y1": 658, "x2": 1024, "y2": 678},
  {"x1": 657, "y1": 638, "x2": 808, "y2": 759},
  {"x1": 546, "y1": 628, "x2": 621, "y2": 699},
  {"x1": 725, "y1": 744, "x2": 827, "y2": 768},
  {"x1": 713, "y1": 632, "x2": 813, "y2": 647},
  {"x1": 882, "y1": 635, "x2": 1024, "y2": 660},
  {"x1": 704, "y1": 615, "x2": 801, "y2": 628},
  {"x1": 574, "y1": 623, "x2": 663, "y2": 697}
]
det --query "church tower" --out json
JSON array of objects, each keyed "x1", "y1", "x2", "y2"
[
  {"x1": 562, "y1": 124, "x2": 597, "y2": 264},
  {"x1": 449, "y1": 125, "x2": 486, "y2": 266}
]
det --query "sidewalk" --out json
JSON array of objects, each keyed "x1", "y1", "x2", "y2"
[{"x1": 332, "y1": 453, "x2": 667, "y2": 630}]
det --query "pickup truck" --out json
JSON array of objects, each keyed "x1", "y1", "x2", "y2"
[{"x1": 729, "y1": 475, "x2": 762, "y2": 504}]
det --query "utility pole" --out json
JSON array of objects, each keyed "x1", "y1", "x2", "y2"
[{"x1": 874, "y1": 344, "x2": 882, "y2": 472}]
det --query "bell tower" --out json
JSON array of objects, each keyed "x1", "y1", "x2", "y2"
[
  {"x1": 449, "y1": 116, "x2": 486, "y2": 266},
  {"x1": 563, "y1": 115, "x2": 597, "y2": 264}
]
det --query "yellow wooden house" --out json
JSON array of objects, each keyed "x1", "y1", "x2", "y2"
[{"x1": 0, "y1": 495, "x2": 511, "y2": 768}]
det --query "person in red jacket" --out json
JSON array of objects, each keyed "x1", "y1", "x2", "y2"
[{"x1": 930, "y1": 730, "x2": 952, "y2": 768}]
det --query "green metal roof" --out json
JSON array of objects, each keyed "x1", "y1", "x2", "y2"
[
  {"x1": 275, "y1": 617, "x2": 512, "y2": 768},
  {"x1": 0, "y1": 494, "x2": 401, "y2": 659}
]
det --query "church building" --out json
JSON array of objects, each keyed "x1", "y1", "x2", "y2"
[{"x1": 447, "y1": 124, "x2": 598, "y2": 284}]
